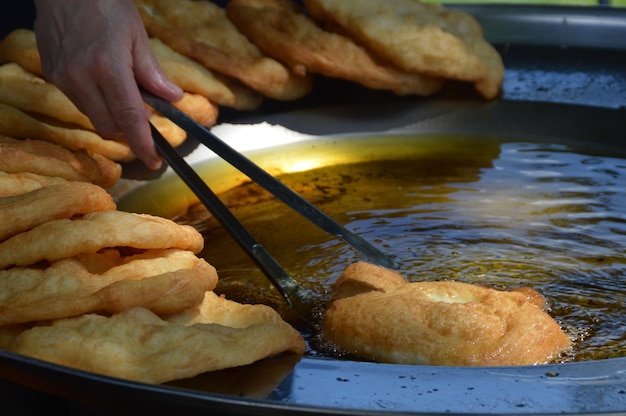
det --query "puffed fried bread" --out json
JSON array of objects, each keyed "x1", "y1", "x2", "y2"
[
  {"x1": 0, "y1": 291, "x2": 305, "y2": 384},
  {"x1": 134, "y1": 0, "x2": 313, "y2": 101},
  {"x1": 0, "y1": 249, "x2": 217, "y2": 325},
  {"x1": 0, "y1": 171, "x2": 67, "y2": 197},
  {"x1": 323, "y1": 262, "x2": 572, "y2": 366},
  {"x1": 226, "y1": 0, "x2": 444, "y2": 96},
  {"x1": 0, "y1": 181, "x2": 116, "y2": 242},
  {"x1": 0, "y1": 135, "x2": 122, "y2": 188},
  {"x1": 303, "y1": 0, "x2": 504, "y2": 99},
  {"x1": 0, "y1": 28, "x2": 42, "y2": 76},
  {"x1": 0, "y1": 210, "x2": 205, "y2": 269}
]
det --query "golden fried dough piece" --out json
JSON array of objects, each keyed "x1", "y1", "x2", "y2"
[
  {"x1": 0, "y1": 135, "x2": 121, "y2": 188},
  {"x1": 0, "y1": 292, "x2": 305, "y2": 384},
  {"x1": 0, "y1": 135, "x2": 90, "y2": 182},
  {"x1": 303, "y1": 0, "x2": 504, "y2": 99},
  {"x1": 148, "y1": 112, "x2": 187, "y2": 147},
  {"x1": 147, "y1": 92, "x2": 220, "y2": 146},
  {"x1": 0, "y1": 102, "x2": 134, "y2": 162},
  {"x1": 323, "y1": 262, "x2": 571, "y2": 366},
  {"x1": 0, "y1": 63, "x2": 94, "y2": 129},
  {"x1": 212, "y1": 73, "x2": 264, "y2": 111},
  {"x1": 0, "y1": 171, "x2": 67, "y2": 197},
  {"x1": 0, "y1": 249, "x2": 217, "y2": 325},
  {"x1": 0, "y1": 28, "x2": 261, "y2": 111},
  {"x1": 0, "y1": 29, "x2": 42, "y2": 76},
  {"x1": 0, "y1": 210, "x2": 204, "y2": 269},
  {"x1": 150, "y1": 37, "x2": 237, "y2": 107},
  {"x1": 152, "y1": 38, "x2": 263, "y2": 110},
  {"x1": 169, "y1": 290, "x2": 293, "y2": 329},
  {"x1": 135, "y1": 0, "x2": 312, "y2": 101},
  {"x1": 0, "y1": 181, "x2": 116, "y2": 242},
  {"x1": 227, "y1": 0, "x2": 444, "y2": 96},
  {"x1": 88, "y1": 152, "x2": 123, "y2": 190},
  {"x1": 0, "y1": 61, "x2": 186, "y2": 150},
  {"x1": 172, "y1": 92, "x2": 218, "y2": 128}
]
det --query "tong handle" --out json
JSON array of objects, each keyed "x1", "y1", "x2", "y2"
[
  {"x1": 149, "y1": 123, "x2": 317, "y2": 327},
  {"x1": 142, "y1": 90, "x2": 398, "y2": 270}
]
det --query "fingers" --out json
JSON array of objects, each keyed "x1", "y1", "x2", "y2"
[
  {"x1": 133, "y1": 31, "x2": 183, "y2": 103},
  {"x1": 99, "y1": 69, "x2": 162, "y2": 170},
  {"x1": 33, "y1": 0, "x2": 182, "y2": 169}
]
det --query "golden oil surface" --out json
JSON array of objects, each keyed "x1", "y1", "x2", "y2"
[{"x1": 170, "y1": 135, "x2": 626, "y2": 362}]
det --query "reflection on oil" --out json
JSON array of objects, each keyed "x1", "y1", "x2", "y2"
[{"x1": 174, "y1": 135, "x2": 626, "y2": 362}]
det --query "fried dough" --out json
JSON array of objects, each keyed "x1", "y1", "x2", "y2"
[
  {"x1": 0, "y1": 210, "x2": 204, "y2": 269},
  {"x1": 88, "y1": 152, "x2": 123, "y2": 190},
  {"x1": 0, "y1": 181, "x2": 116, "y2": 242},
  {"x1": 323, "y1": 262, "x2": 571, "y2": 366},
  {"x1": 0, "y1": 62, "x2": 195, "y2": 144},
  {"x1": 0, "y1": 135, "x2": 121, "y2": 188},
  {"x1": 0, "y1": 63, "x2": 94, "y2": 129},
  {"x1": 227, "y1": 0, "x2": 444, "y2": 96},
  {"x1": 151, "y1": 38, "x2": 263, "y2": 110},
  {"x1": 150, "y1": 37, "x2": 237, "y2": 107},
  {"x1": 0, "y1": 291, "x2": 305, "y2": 384},
  {"x1": 171, "y1": 92, "x2": 218, "y2": 128},
  {"x1": 303, "y1": 0, "x2": 504, "y2": 99},
  {"x1": 0, "y1": 102, "x2": 134, "y2": 162},
  {"x1": 0, "y1": 249, "x2": 217, "y2": 325},
  {"x1": 134, "y1": 0, "x2": 312, "y2": 101},
  {"x1": 212, "y1": 73, "x2": 265, "y2": 111},
  {"x1": 0, "y1": 171, "x2": 67, "y2": 197},
  {"x1": 0, "y1": 55, "x2": 182, "y2": 152},
  {"x1": 0, "y1": 29, "x2": 42, "y2": 76}
]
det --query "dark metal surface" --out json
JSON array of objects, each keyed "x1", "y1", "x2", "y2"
[{"x1": 2, "y1": 4, "x2": 626, "y2": 416}]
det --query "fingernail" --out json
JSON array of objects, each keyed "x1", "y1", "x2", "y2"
[
  {"x1": 167, "y1": 80, "x2": 184, "y2": 96},
  {"x1": 146, "y1": 156, "x2": 163, "y2": 170}
]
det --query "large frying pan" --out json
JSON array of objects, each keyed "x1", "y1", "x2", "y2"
[{"x1": 1, "y1": 4, "x2": 626, "y2": 415}]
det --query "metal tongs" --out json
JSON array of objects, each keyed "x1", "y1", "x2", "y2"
[{"x1": 142, "y1": 90, "x2": 398, "y2": 327}]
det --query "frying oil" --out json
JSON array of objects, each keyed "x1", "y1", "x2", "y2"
[{"x1": 172, "y1": 135, "x2": 626, "y2": 362}]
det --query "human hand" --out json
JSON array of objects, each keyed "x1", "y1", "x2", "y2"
[{"x1": 33, "y1": 0, "x2": 183, "y2": 169}]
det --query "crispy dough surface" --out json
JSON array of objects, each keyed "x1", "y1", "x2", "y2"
[
  {"x1": 0, "y1": 29, "x2": 42, "y2": 76},
  {"x1": 171, "y1": 92, "x2": 218, "y2": 127},
  {"x1": 303, "y1": 0, "x2": 504, "y2": 99},
  {"x1": 135, "y1": 0, "x2": 312, "y2": 101},
  {"x1": 150, "y1": 37, "x2": 263, "y2": 110},
  {"x1": 0, "y1": 171, "x2": 67, "y2": 197},
  {"x1": 0, "y1": 249, "x2": 217, "y2": 325},
  {"x1": 0, "y1": 291, "x2": 305, "y2": 384},
  {"x1": 227, "y1": 0, "x2": 443, "y2": 96},
  {"x1": 323, "y1": 262, "x2": 572, "y2": 366},
  {"x1": 0, "y1": 102, "x2": 134, "y2": 162},
  {"x1": 150, "y1": 37, "x2": 236, "y2": 106},
  {"x1": 0, "y1": 62, "x2": 94, "y2": 129},
  {"x1": 0, "y1": 181, "x2": 116, "y2": 242},
  {"x1": 0, "y1": 210, "x2": 204, "y2": 269},
  {"x1": 0, "y1": 135, "x2": 121, "y2": 188}
]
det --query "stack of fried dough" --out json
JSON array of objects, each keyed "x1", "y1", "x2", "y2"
[
  {"x1": 133, "y1": 0, "x2": 503, "y2": 100},
  {"x1": 323, "y1": 262, "x2": 572, "y2": 366},
  {"x1": 0, "y1": 30, "x2": 223, "y2": 160},
  {"x1": 0, "y1": 44, "x2": 306, "y2": 382},
  {"x1": 232, "y1": 0, "x2": 505, "y2": 99},
  {"x1": 0, "y1": 0, "x2": 504, "y2": 161},
  {"x1": 0, "y1": 166, "x2": 305, "y2": 384}
]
